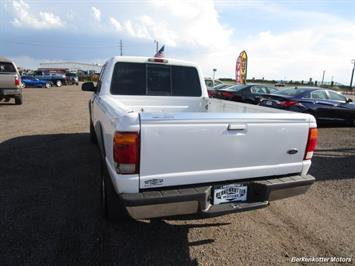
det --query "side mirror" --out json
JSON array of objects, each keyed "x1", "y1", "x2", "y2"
[
  {"x1": 347, "y1": 98, "x2": 353, "y2": 103},
  {"x1": 82, "y1": 82, "x2": 96, "y2": 92}
]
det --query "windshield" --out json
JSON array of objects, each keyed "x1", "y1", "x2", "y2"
[
  {"x1": 274, "y1": 87, "x2": 310, "y2": 96},
  {"x1": 110, "y1": 62, "x2": 201, "y2": 96}
]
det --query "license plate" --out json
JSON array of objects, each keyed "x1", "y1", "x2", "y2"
[
  {"x1": 213, "y1": 184, "x2": 247, "y2": 205},
  {"x1": 265, "y1": 100, "x2": 273, "y2": 106}
]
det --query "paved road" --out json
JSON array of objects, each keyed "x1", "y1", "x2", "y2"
[{"x1": 0, "y1": 85, "x2": 354, "y2": 265}]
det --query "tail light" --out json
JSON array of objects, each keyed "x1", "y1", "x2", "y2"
[
  {"x1": 304, "y1": 128, "x2": 318, "y2": 160},
  {"x1": 222, "y1": 92, "x2": 233, "y2": 98},
  {"x1": 208, "y1": 90, "x2": 216, "y2": 97},
  {"x1": 279, "y1": 100, "x2": 297, "y2": 107},
  {"x1": 113, "y1": 132, "x2": 140, "y2": 174},
  {"x1": 15, "y1": 75, "x2": 20, "y2": 87},
  {"x1": 148, "y1": 58, "x2": 168, "y2": 63}
]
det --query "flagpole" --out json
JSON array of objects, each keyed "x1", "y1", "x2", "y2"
[{"x1": 154, "y1": 40, "x2": 159, "y2": 53}]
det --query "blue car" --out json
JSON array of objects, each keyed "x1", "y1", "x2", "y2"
[
  {"x1": 259, "y1": 87, "x2": 355, "y2": 125},
  {"x1": 21, "y1": 76, "x2": 51, "y2": 88}
]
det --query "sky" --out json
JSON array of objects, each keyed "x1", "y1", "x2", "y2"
[{"x1": 0, "y1": 0, "x2": 354, "y2": 84}]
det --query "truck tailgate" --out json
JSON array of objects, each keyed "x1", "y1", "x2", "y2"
[
  {"x1": 139, "y1": 112, "x2": 311, "y2": 189},
  {"x1": 0, "y1": 74, "x2": 17, "y2": 88}
]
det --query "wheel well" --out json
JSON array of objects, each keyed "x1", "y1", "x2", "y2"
[{"x1": 95, "y1": 122, "x2": 106, "y2": 160}]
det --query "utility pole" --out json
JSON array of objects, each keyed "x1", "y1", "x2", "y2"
[
  {"x1": 120, "y1": 40, "x2": 123, "y2": 56},
  {"x1": 212, "y1": 69, "x2": 217, "y2": 86},
  {"x1": 321, "y1": 70, "x2": 325, "y2": 85},
  {"x1": 350, "y1": 59, "x2": 355, "y2": 90},
  {"x1": 154, "y1": 40, "x2": 159, "y2": 53}
]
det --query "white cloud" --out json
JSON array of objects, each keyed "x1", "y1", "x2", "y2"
[
  {"x1": 196, "y1": 22, "x2": 355, "y2": 84},
  {"x1": 200, "y1": 1, "x2": 355, "y2": 84},
  {"x1": 109, "y1": 0, "x2": 232, "y2": 48},
  {"x1": 10, "y1": 0, "x2": 64, "y2": 29},
  {"x1": 3, "y1": 0, "x2": 354, "y2": 84},
  {"x1": 91, "y1": 6, "x2": 101, "y2": 22},
  {"x1": 110, "y1": 17, "x2": 123, "y2": 31}
]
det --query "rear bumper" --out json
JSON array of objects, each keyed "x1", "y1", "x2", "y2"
[
  {"x1": 120, "y1": 174, "x2": 315, "y2": 219},
  {"x1": 0, "y1": 88, "x2": 21, "y2": 97}
]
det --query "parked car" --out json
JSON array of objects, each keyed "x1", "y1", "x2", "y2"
[
  {"x1": 275, "y1": 81, "x2": 285, "y2": 87},
  {"x1": 81, "y1": 56, "x2": 316, "y2": 222},
  {"x1": 259, "y1": 87, "x2": 355, "y2": 125},
  {"x1": 207, "y1": 83, "x2": 229, "y2": 97},
  {"x1": 21, "y1": 76, "x2": 51, "y2": 88},
  {"x1": 0, "y1": 57, "x2": 22, "y2": 104},
  {"x1": 65, "y1": 72, "x2": 79, "y2": 85},
  {"x1": 33, "y1": 71, "x2": 66, "y2": 87},
  {"x1": 214, "y1": 84, "x2": 279, "y2": 104}
]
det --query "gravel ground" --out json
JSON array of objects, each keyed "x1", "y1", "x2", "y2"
[{"x1": 0, "y1": 85, "x2": 354, "y2": 265}]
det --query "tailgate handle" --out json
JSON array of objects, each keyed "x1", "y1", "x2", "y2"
[{"x1": 228, "y1": 124, "x2": 247, "y2": 130}]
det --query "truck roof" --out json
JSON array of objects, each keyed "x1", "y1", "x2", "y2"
[{"x1": 110, "y1": 56, "x2": 199, "y2": 68}]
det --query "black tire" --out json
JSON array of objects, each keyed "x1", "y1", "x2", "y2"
[
  {"x1": 101, "y1": 161, "x2": 129, "y2": 222},
  {"x1": 15, "y1": 95, "x2": 23, "y2": 105},
  {"x1": 345, "y1": 118, "x2": 354, "y2": 127},
  {"x1": 89, "y1": 119, "x2": 97, "y2": 144},
  {"x1": 56, "y1": 80, "x2": 62, "y2": 87}
]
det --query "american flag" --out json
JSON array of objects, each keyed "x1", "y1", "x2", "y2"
[{"x1": 154, "y1": 45, "x2": 165, "y2": 58}]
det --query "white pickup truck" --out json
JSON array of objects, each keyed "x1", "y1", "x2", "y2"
[{"x1": 82, "y1": 56, "x2": 317, "y2": 221}]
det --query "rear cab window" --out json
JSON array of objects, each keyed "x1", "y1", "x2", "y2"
[
  {"x1": 0, "y1": 62, "x2": 16, "y2": 73},
  {"x1": 110, "y1": 62, "x2": 202, "y2": 97}
]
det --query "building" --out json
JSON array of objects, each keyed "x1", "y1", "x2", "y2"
[{"x1": 39, "y1": 62, "x2": 102, "y2": 74}]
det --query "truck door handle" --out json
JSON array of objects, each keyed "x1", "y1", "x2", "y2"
[{"x1": 228, "y1": 124, "x2": 247, "y2": 130}]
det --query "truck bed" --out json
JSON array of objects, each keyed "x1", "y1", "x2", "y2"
[
  {"x1": 101, "y1": 95, "x2": 314, "y2": 189},
  {"x1": 104, "y1": 95, "x2": 288, "y2": 114}
]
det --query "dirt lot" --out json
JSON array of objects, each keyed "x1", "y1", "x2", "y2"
[{"x1": 0, "y1": 85, "x2": 354, "y2": 265}]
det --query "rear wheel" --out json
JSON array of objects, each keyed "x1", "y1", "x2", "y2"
[
  {"x1": 101, "y1": 161, "x2": 129, "y2": 222},
  {"x1": 56, "y1": 80, "x2": 62, "y2": 87},
  {"x1": 45, "y1": 83, "x2": 51, "y2": 88},
  {"x1": 15, "y1": 95, "x2": 23, "y2": 105},
  {"x1": 346, "y1": 118, "x2": 354, "y2": 127}
]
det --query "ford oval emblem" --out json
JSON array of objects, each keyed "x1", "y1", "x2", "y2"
[{"x1": 287, "y1": 149, "x2": 298, "y2": 155}]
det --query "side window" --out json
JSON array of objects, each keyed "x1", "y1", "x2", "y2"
[
  {"x1": 301, "y1": 92, "x2": 311, "y2": 99},
  {"x1": 205, "y1": 80, "x2": 213, "y2": 87},
  {"x1": 96, "y1": 64, "x2": 106, "y2": 94},
  {"x1": 311, "y1": 90, "x2": 328, "y2": 100},
  {"x1": 251, "y1": 86, "x2": 267, "y2": 94},
  {"x1": 214, "y1": 80, "x2": 223, "y2": 86},
  {"x1": 327, "y1": 90, "x2": 346, "y2": 102}
]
